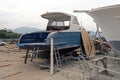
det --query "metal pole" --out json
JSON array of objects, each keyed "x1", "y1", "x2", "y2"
[{"x1": 50, "y1": 38, "x2": 54, "y2": 75}]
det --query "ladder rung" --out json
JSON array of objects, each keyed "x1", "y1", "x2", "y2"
[{"x1": 54, "y1": 47, "x2": 62, "y2": 69}]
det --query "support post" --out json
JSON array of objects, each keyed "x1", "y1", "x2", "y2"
[
  {"x1": 101, "y1": 57, "x2": 108, "y2": 74},
  {"x1": 95, "y1": 61, "x2": 99, "y2": 80},
  {"x1": 50, "y1": 38, "x2": 54, "y2": 75},
  {"x1": 24, "y1": 48, "x2": 29, "y2": 63}
]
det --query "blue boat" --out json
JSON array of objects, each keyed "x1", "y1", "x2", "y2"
[{"x1": 17, "y1": 12, "x2": 84, "y2": 58}]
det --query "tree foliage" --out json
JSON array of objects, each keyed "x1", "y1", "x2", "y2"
[{"x1": 0, "y1": 29, "x2": 21, "y2": 39}]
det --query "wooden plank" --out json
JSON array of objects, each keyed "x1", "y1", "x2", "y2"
[{"x1": 81, "y1": 31, "x2": 96, "y2": 57}]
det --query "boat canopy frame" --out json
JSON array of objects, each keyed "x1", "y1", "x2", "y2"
[{"x1": 41, "y1": 12, "x2": 79, "y2": 31}]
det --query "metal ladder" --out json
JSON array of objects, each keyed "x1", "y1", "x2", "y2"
[{"x1": 54, "y1": 47, "x2": 62, "y2": 70}]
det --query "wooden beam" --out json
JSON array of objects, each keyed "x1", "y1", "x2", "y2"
[{"x1": 81, "y1": 31, "x2": 96, "y2": 57}]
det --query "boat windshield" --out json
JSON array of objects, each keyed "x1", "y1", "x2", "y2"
[{"x1": 47, "y1": 20, "x2": 70, "y2": 31}]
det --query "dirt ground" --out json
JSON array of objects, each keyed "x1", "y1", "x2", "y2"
[
  {"x1": 0, "y1": 44, "x2": 120, "y2": 80},
  {"x1": 0, "y1": 44, "x2": 51, "y2": 80}
]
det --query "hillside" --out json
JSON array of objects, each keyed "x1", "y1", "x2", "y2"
[{"x1": 13, "y1": 26, "x2": 42, "y2": 34}]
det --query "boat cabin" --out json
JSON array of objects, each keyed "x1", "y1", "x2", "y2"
[{"x1": 41, "y1": 12, "x2": 81, "y2": 31}]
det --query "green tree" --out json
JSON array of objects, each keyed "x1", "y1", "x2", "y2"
[{"x1": 0, "y1": 29, "x2": 21, "y2": 39}]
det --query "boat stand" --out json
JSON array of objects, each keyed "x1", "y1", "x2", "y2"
[
  {"x1": 24, "y1": 47, "x2": 42, "y2": 64},
  {"x1": 24, "y1": 48, "x2": 30, "y2": 63},
  {"x1": 23, "y1": 38, "x2": 76, "y2": 75}
]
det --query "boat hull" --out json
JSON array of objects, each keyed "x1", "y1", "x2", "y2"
[
  {"x1": 110, "y1": 41, "x2": 120, "y2": 52},
  {"x1": 87, "y1": 5, "x2": 120, "y2": 52},
  {"x1": 39, "y1": 45, "x2": 80, "y2": 59},
  {"x1": 18, "y1": 31, "x2": 82, "y2": 58}
]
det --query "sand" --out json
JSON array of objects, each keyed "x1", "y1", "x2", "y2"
[
  {"x1": 0, "y1": 44, "x2": 120, "y2": 80},
  {"x1": 0, "y1": 44, "x2": 51, "y2": 80}
]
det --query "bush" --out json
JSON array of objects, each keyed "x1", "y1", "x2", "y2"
[{"x1": 0, "y1": 29, "x2": 21, "y2": 39}]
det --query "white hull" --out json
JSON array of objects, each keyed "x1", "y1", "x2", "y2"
[{"x1": 87, "y1": 5, "x2": 120, "y2": 52}]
